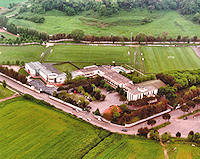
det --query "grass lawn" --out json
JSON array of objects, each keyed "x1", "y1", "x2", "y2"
[
  {"x1": 140, "y1": 46, "x2": 200, "y2": 73},
  {"x1": 8, "y1": 10, "x2": 200, "y2": 38},
  {"x1": 0, "y1": 32, "x2": 17, "y2": 39},
  {"x1": 0, "y1": 85, "x2": 14, "y2": 99},
  {"x1": 0, "y1": 45, "x2": 46, "y2": 64},
  {"x1": 83, "y1": 134, "x2": 164, "y2": 159},
  {"x1": 19, "y1": 68, "x2": 29, "y2": 76},
  {"x1": 0, "y1": 97, "x2": 166, "y2": 159},
  {"x1": 0, "y1": 0, "x2": 25, "y2": 7},
  {"x1": 53, "y1": 63, "x2": 78, "y2": 73},
  {"x1": 47, "y1": 45, "x2": 130, "y2": 64},
  {"x1": 166, "y1": 143, "x2": 200, "y2": 159}
]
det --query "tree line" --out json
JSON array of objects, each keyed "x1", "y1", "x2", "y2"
[
  {"x1": 20, "y1": 0, "x2": 200, "y2": 17},
  {"x1": 0, "y1": 65, "x2": 27, "y2": 84}
]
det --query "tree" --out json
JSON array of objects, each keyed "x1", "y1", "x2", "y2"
[
  {"x1": 180, "y1": 105, "x2": 189, "y2": 115},
  {"x1": 161, "y1": 132, "x2": 171, "y2": 142},
  {"x1": 138, "y1": 127, "x2": 150, "y2": 137},
  {"x1": 188, "y1": 131, "x2": 194, "y2": 142},
  {"x1": 176, "y1": 132, "x2": 181, "y2": 138},
  {"x1": 71, "y1": 29, "x2": 85, "y2": 41},
  {"x1": 162, "y1": 113, "x2": 171, "y2": 121},
  {"x1": 65, "y1": 70, "x2": 72, "y2": 81},
  {"x1": 93, "y1": 108, "x2": 101, "y2": 116},
  {"x1": 147, "y1": 119, "x2": 156, "y2": 127},
  {"x1": 149, "y1": 130, "x2": 160, "y2": 141},
  {"x1": 2, "y1": 80, "x2": 6, "y2": 88},
  {"x1": 119, "y1": 104, "x2": 129, "y2": 113},
  {"x1": 0, "y1": 16, "x2": 8, "y2": 27}
]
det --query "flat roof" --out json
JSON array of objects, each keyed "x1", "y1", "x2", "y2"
[{"x1": 74, "y1": 65, "x2": 166, "y2": 95}]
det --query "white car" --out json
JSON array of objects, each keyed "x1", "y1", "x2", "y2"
[
  {"x1": 87, "y1": 118, "x2": 92, "y2": 121},
  {"x1": 97, "y1": 117, "x2": 101, "y2": 121},
  {"x1": 78, "y1": 116, "x2": 82, "y2": 119}
]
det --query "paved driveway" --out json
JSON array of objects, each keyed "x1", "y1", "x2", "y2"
[{"x1": 90, "y1": 90, "x2": 124, "y2": 113}]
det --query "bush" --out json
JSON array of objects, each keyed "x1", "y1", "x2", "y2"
[
  {"x1": 93, "y1": 108, "x2": 101, "y2": 116},
  {"x1": 138, "y1": 127, "x2": 150, "y2": 138},
  {"x1": 149, "y1": 130, "x2": 160, "y2": 141},
  {"x1": 161, "y1": 132, "x2": 171, "y2": 142}
]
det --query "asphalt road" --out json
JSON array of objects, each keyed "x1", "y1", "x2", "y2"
[{"x1": 1, "y1": 74, "x2": 192, "y2": 136}]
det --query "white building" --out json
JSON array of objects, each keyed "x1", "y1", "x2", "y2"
[
  {"x1": 25, "y1": 62, "x2": 66, "y2": 86},
  {"x1": 72, "y1": 65, "x2": 165, "y2": 101}
]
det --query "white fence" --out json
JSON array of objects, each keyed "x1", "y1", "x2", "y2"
[{"x1": 49, "y1": 95, "x2": 82, "y2": 111}]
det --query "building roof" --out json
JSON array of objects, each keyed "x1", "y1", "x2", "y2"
[
  {"x1": 73, "y1": 65, "x2": 166, "y2": 95},
  {"x1": 26, "y1": 62, "x2": 65, "y2": 78}
]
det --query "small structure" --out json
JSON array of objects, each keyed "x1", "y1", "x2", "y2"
[
  {"x1": 72, "y1": 65, "x2": 165, "y2": 101},
  {"x1": 25, "y1": 62, "x2": 66, "y2": 86}
]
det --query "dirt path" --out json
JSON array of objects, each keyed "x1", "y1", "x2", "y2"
[
  {"x1": 160, "y1": 141, "x2": 169, "y2": 159},
  {"x1": 0, "y1": 28, "x2": 19, "y2": 37},
  {"x1": 0, "y1": 93, "x2": 19, "y2": 103},
  {"x1": 192, "y1": 46, "x2": 200, "y2": 59}
]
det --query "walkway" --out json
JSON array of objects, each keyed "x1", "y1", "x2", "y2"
[{"x1": 0, "y1": 93, "x2": 19, "y2": 103}]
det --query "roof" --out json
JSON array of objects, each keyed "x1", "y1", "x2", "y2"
[
  {"x1": 26, "y1": 62, "x2": 65, "y2": 78},
  {"x1": 73, "y1": 65, "x2": 166, "y2": 96}
]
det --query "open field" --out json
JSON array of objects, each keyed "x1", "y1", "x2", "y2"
[
  {"x1": 0, "y1": 45, "x2": 46, "y2": 64},
  {"x1": 0, "y1": 96, "x2": 167, "y2": 159},
  {"x1": 7, "y1": 10, "x2": 200, "y2": 38},
  {"x1": 0, "y1": 85, "x2": 14, "y2": 99},
  {"x1": 83, "y1": 134, "x2": 164, "y2": 159},
  {"x1": 166, "y1": 143, "x2": 200, "y2": 159},
  {"x1": 0, "y1": 32, "x2": 17, "y2": 39},
  {"x1": 0, "y1": 97, "x2": 110, "y2": 159},
  {"x1": 0, "y1": 0, "x2": 25, "y2": 7},
  {"x1": 47, "y1": 45, "x2": 130, "y2": 64},
  {"x1": 141, "y1": 46, "x2": 200, "y2": 73}
]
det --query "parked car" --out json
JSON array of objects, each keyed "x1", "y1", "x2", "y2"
[
  {"x1": 87, "y1": 118, "x2": 92, "y2": 121},
  {"x1": 121, "y1": 129, "x2": 128, "y2": 132},
  {"x1": 183, "y1": 117, "x2": 188, "y2": 120}
]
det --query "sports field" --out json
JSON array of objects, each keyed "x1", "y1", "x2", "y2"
[
  {"x1": 166, "y1": 143, "x2": 200, "y2": 159},
  {"x1": 0, "y1": 85, "x2": 14, "y2": 99},
  {"x1": 140, "y1": 46, "x2": 200, "y2": 73},
  {"x1": 8, "y1": 10, "x2": 200, "y2": 38},
  {"x1": 0, "y1": 45, "x2": 46, "y2": 64},
  {"x1": 0, "y1": 97, "x2": 166, "y2": 159},
  {"x1": 47, "y1": 45, "x2": 130, "y2": 64}
]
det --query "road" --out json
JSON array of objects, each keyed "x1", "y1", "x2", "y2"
[{"x1": 1, "y1": 74, "x2": 195, "y2": 137}]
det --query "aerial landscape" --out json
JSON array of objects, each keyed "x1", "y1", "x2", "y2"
[{"x1": 1, "y1": 0, "x2": 200, "y2": 159}]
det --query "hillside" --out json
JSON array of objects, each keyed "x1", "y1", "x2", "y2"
[{"x1": 7, "y1": 9, "x2": 200, "y2": 38}]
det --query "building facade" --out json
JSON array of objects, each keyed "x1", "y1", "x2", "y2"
[
  {"x1": 72, "y1": 65, "x2": 165, "y2": 101},
  {"x1": 25, "y1": 62, "x2": 66, "y2": 86}
]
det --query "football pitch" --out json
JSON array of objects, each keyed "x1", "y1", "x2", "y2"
[{"x1": 132, "y1": 46, "x2": 200, "y2": 73}]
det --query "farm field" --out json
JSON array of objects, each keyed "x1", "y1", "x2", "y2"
[
  {"x1": 8, "y1": 10, "x2": 200, "y2": 38},
  {"x1": 166, "y1": 143, "x2": 200, "y2": 159},
  {"x1": 0, "y1": 45, "x2": 46, "y2": 64},
  {"x1": 0, "y1": 85, "x2": 14, "y2": 99},
  {"x1": 0, "y1": 0, "x2": 25, "y2": 7},
  {"x1": 0, "y1": 97, "x2": 110, "y2": 159},
  {"x1": 83, "y1": 134, "x2": 165, "y2": 159},
  {"x1": 140, "y1": 46, "x2": 200, "y2": 73},
  {"x1": 47, "y1": 45, "x2": 130, "y2": 64},
  {"x1": 0, "y1": 96, "x2": 166, "y2": 159}
]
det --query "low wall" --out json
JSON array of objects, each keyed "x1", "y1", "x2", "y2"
[
  {"x1": 0, "y1": 73, "x2": 40, "y2": 93},
  {"x1": 49, "y1": 95, "x2": 82, "y2": 111}
]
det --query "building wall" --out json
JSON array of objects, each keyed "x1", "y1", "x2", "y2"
[{"x1": 25, "y1": 64, "x2": 36, "y2": 76}]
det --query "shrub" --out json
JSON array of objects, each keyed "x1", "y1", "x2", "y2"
[
  {"x1": 138, "y1": 127, "x2": 150, "y2": 138},
  {"x1": 161, "y1": 132, "x2": 171, "y2": 142}
]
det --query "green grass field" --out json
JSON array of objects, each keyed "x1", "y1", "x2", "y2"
[
  {"x1": 0, "y1": 32, "x2": 17, "y2": 39},
  {"x1": 47, "y1": 45, "x2": 130, "y2": 64},
  {"x1": 7, "y1": 10, "x2": 200, "y2": 38},
  {"x1": 0, "y1": 85, "x2": 14, "y2": 99},
  {"x1": 166, "y1": 143, "x2": 200, "y2": 159},
  {"x1": 0, "y1": 45, "x2": 46, "y2": 64},
  {"x1": 83, "y1": 134, "x2": 164, "y2": 159},
  {"x1": 0, "y1": 0, "x2": 25, "y2": 7},
  {"x1": 141, "y1": 46, "x2": 200, "y2": 73},
  {"x1": 0, "y1": 97, "x2": 166, "y2": 159}
]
